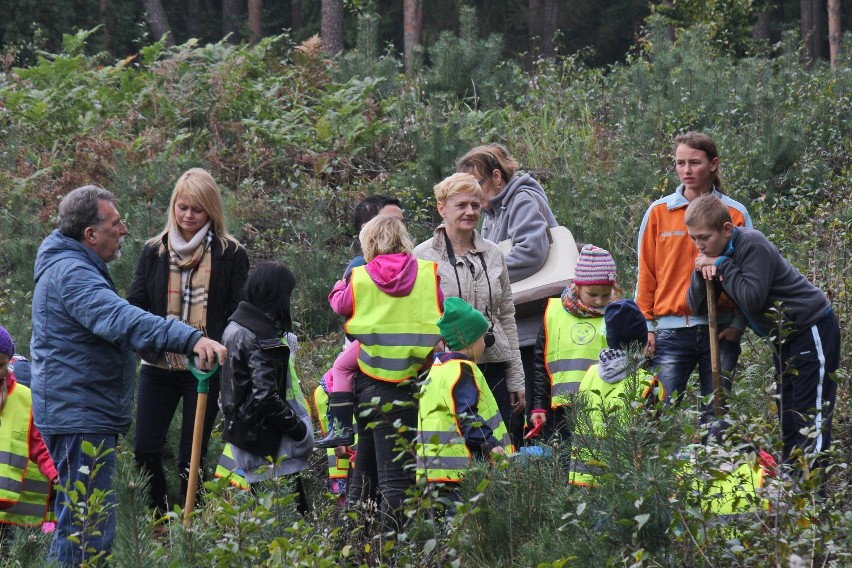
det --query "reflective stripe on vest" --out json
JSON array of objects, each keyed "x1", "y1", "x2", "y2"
[
  {"x1": 345, "y1": 260, "x2": 442, "y2": 382},
  {"x1": 0, "y1": 465, "x2": 52, "y2": 527},
  {"x1": 543, "y1": 299, "x2": 607, "y2": 408},
  {"x1": 0, "y1": 383, "x2": 32, "y2": 504},
  {"x1": 214, "y1": 443, "x2": 250, "y2": 491},
  {"x1": 312, "y1": 386, "x2": 351, "y2": 479},
  {"x1": 416, "y1": 359, "x2": 512, "y2": 483},
  {"x1": 568, "y1": 366, "x2": 661, "y2": 486},
  {"x1": 214, "y1": 358, "x2": 310, "y2": 491}
]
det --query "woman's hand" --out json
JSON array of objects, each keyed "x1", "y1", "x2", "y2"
[
  {"x1": 510, "y1": 391, "x2": 526, "y2": 413},
  {"x1": 192, "y1": 337, "x2": 228, "y2": 370},
  {"x1": 530, "y1": 411, "x2": 547, "y2": 426}
]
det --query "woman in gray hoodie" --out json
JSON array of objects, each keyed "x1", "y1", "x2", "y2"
[{"x1": 456, "y1": 144, "x2": 559, "y2": 435}]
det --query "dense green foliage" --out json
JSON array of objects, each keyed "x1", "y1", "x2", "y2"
[{"x1": 1, "y1": 9, "x2": 851, "y2": 566}]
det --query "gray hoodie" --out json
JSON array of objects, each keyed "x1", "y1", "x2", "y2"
[
  {"x1": 481, "y1": 172, "x2": 558, "y2": 283},
  {"x1": 481, "y1": 172, "x2": 558, "y2": 347}
]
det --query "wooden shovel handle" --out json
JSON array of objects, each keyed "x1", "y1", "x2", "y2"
[
  {"x1": 706, "y1": 280, "x2": 723, "y2": 417},
  {"x1": 183, "y1": 392, "x2": 208, "y2": 526}
]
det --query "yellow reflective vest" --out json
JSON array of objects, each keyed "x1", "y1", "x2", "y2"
[
  {"x1": 0, "y1": 382, "x2": 54, "y2": 527},
  {"x1": 0, "y1": 382, "x2": 30, "y2": 507},
  {"x1": 679, "y1": 447, "x2": 769, "y2": 516},
  {"x1": 416, "y1": 358, "x2": 513, "y2": 483},
  {"x1": 312, "y1": 386, "x2": 351, "y2": 483},
  {"x1": 214, "y1": 442, "x2": 249, "y2": 491},
  {"x1": 345, "y1": 260, "x2": 443, "y2": 382},
  {"x1": 543, "y1": 299, "x2": 607, "y2": 408},
  {"x1": 568, "y1": 365, "x2": 663, "y2": 487}
]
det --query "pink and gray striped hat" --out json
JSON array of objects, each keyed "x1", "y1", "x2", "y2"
[{"x1": 573, "y1": 244, "x2": 617, "y2": 286}]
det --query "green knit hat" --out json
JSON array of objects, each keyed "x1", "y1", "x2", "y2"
[{"x1": 437, "y1": 297, "x2": 490, "y2": 351}]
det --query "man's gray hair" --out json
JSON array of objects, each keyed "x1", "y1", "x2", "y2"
[{"x1": 57, "y1": 185, "x2": 117, "y2": 241}]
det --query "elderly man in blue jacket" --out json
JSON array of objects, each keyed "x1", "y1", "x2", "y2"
[{"x1": 30, "y1": 185, "x2": 227, "y2": 566}]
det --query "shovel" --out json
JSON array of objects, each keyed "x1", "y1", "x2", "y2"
[
  {"x1": 706, "y1": 280, "x2": 723, "y2": 417},
  {"x1": 183, "y1": 357, "x2": 219, "y2": 526}
]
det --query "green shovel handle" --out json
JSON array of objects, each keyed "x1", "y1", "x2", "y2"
[{"x1": 187, "y1": 357, "x2": 220, "y2": 394}]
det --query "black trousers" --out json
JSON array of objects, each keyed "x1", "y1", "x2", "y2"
[
  {"x1": 774, "y1": 311, "x2": 840, "y2": 467},
  {"x1": 346, "y1": 374, "x2": 417, "y2": 532},
  {"x1": 479, "y1": 361, "x2": 525, "y2": 449},
  {"x1": 134, "y1": 365, "x2": 220, "y2": 514}
]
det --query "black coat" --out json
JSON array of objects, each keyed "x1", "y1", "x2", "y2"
[
  {"x1": 126, "y1": 235, "x2": 249, "y2": 343},
  {"x1": 219, "y1": 301, "x2": 306, "y2": 457}
]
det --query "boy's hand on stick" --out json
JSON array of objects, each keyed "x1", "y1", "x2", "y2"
[
  {"x1": 694, "y1": 253, "x2": 722, "y2": 281},
  {"x1": 718, "y1": 327, "x2": 742, "y2": 341}
]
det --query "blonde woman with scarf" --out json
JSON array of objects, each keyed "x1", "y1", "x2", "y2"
[{"x1": 127, "y1": 168, "x2": 248, "y2": 514}]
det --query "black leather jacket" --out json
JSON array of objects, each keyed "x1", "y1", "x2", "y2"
[{"x1": 220, "y1": 302, "x2": 302, "y2": 456}]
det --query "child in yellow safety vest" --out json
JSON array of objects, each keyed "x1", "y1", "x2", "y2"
[
  {"x1": 567, "y1": 300, "x2": 664, "y2": 487},
  {"x1": 314, "y1": 198, "x2": 406, "y2": 450},
  {"x1": 0, "y1": 326, "x2": 59, "y2": 528},
  {"x1": 530, "y1": 244, "x2": 622, "y2": 441},
  {"x1": 416, "y1": 297, "x2": 513, "y2": 497}
]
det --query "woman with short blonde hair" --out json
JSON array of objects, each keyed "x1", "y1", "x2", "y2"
[{"x1": 414, "y1": 172, "x2": 543, "y2": 449}]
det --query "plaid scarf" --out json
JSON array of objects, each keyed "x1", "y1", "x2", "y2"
[
  {"x1": 561, "y1": 282, "x2": 606, "y2": 318},
  {"x1": 160, "y1": 225, "x2": 213, "y2": 370}
]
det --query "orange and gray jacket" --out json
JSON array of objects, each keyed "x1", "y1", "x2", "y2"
[{"x1": 636, "y1": 186, "x2": 751, "y2": 332}]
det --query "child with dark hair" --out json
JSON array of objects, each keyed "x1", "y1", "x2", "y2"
[
  {"x1": 345, "y1": 195, "x2": 404, "y2": 279},
  {"x1": 637, "y1": 132, "x2": 752, "y2": 423},
  {"x1": 219, "y1": 262, "x2": 314, "y2": 513}
]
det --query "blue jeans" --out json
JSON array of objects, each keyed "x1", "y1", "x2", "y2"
[
  {"x1": 346, "y1": 374, "x2": 417, "y2": 532},
  {"x1": 44, "y1": 433, "x2": 118, "y2": 567},
  {"x1": 653, "y1": 326, "x2": 741, "y2": 421}
]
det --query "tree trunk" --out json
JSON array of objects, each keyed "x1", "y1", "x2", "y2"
[
  {"x1": 752, "y1": 9, "x2": 771, "y2": 41},
  {"x1": 321, "y1": 0, "x2": 344, "y2": 55},
  {"x1": 800, "y1": 0, "x2": 822, "y2": 67},
  {"x1": 187, "y1": 0, "x2": 202, "y2": 39},
  {"x1": 541, "y1": 0, "x2": 559, "y2": 56},
  {"x1": 100, "y1": 0, "x2": 113, "y2": 52},
  {"x1": 291, "y1": 0, "x2": 303, "y2": 32},
  {"x1": 529, "y1": 0, "x2": 543, "y2": 58},
  {"x1": 249, "y1": 0, "x2": 263, "y2": 45},
  {"x1": 142, "y1": 0, "x2": 175, "y2": 46},
  {"x1": 828, "y1": 0, "x2": 841, "y2": 70},
  {"x1": 320, "y1": 0, "x2": 343, "y2": 55},
  {"x1": 223, "y1": 0, "x2": 243, "y2": 44},
  {"x1": 403, "y1": 0, "x2": 422, "y2": 74}
]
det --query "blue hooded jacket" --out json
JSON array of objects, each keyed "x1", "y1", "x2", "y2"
[{"x1": 30, "y1": 230, "x2": 202, "y2": 435}]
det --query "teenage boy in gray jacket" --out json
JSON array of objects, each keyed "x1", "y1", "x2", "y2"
[{"x1": 684, "y1": 195, "x2": 839, "y2": 474}]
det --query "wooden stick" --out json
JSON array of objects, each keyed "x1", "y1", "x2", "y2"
[
  {"x1": 706, "y1": 280, "x2": 723, "y2": 417},
  {"x1": 183, "y1": 392, "x2": 208, "y2": 526}
]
